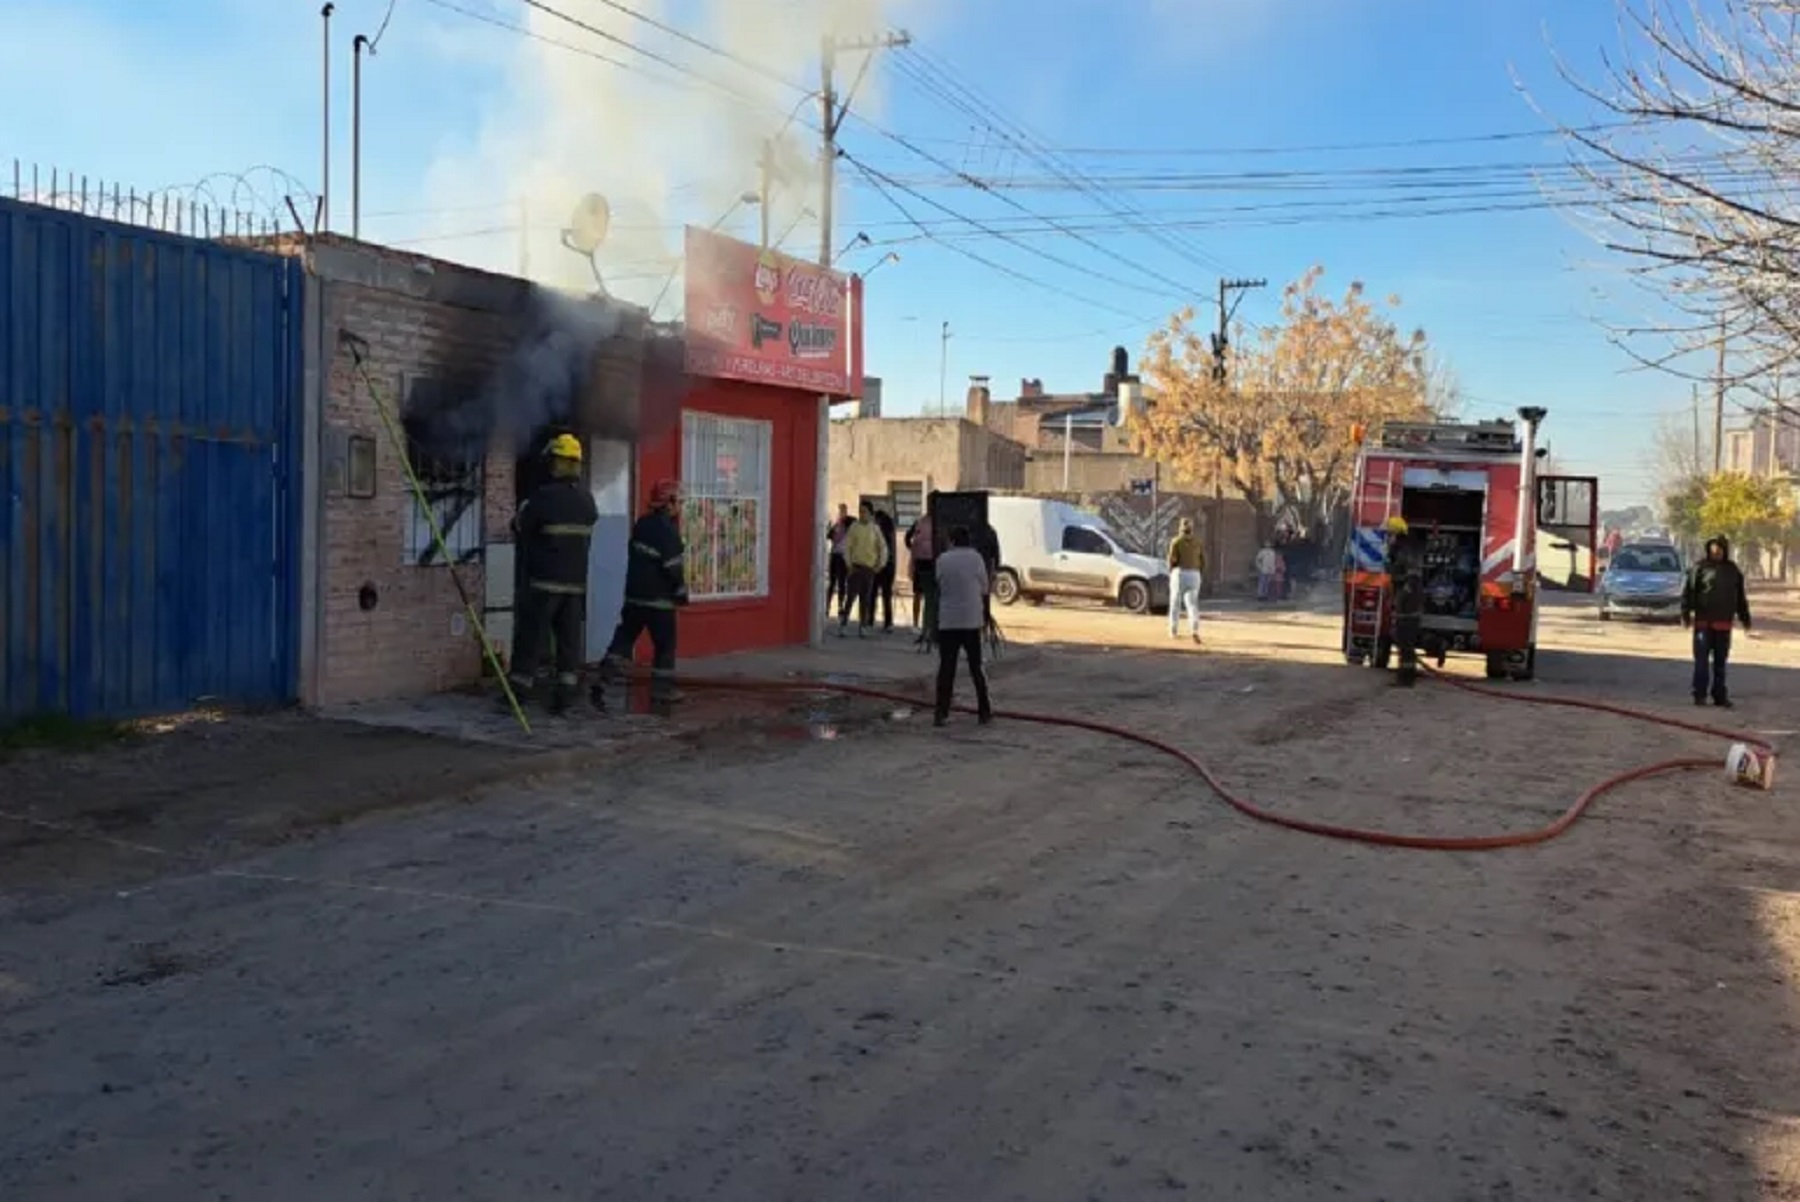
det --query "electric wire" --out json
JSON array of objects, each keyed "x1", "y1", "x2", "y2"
[{"x1": 844, "y1": 153, "x2": 1151, "y2": 323}]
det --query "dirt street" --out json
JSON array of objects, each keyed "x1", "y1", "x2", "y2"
[{"x1": 4, "y1": 594, "x2": 1800, "y2": 1200}]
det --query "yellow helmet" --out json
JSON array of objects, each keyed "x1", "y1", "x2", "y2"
[
  {"x1": 546, "y1": 433, "x2": 583, "y2": 462},
  {"x1": 1384, "y1": 515, "x2": 1409, "y2": 535}
]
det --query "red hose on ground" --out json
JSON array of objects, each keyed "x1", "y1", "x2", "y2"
[{"x1": 667, "y1": 668, "x2": 1778, "y2": 852}]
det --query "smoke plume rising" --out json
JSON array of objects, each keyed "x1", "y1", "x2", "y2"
[{"x1": 416, "y1": 0, "x2": 928, "y2": 310}]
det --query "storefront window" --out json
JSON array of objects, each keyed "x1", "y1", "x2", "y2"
[{"x1": 680, "y1": 412, "x2": 772, "y2": 599}]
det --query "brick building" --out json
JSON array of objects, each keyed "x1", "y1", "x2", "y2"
[
  {"x1": 288, "y1": 236, "x2": 647, "y2": 706},
  {"x1": 285, "y1": 226, "x2": 858, "y2": 705}
]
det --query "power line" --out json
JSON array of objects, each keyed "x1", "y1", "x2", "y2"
[
  {"x1": 843, "y1": 152, "x2": 1150, "y2": 322},
  {"x1": 418, "y1": 0, "x2": 686, "y2": 84},
  {"x1": 872, "y1": 122, "x2": 1641, "y2": 159},
  {"x1": 908, "y1": 45, "x2": 1232, "y2": 276}
]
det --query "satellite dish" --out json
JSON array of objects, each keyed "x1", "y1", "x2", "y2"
[{"x1": 563, "y1": 193, "x2": 611, "y2": 255}]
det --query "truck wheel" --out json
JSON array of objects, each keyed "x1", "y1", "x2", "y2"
[
  {"x1": 1119, "y1": 578, "x2": 1152, "y2": 615},
  {"x1": 1485, "y1": 653, "x2": 1505, "y2": 680},
  {"x1": 1373, "y1": 637, "x2": 1392, "y2": 670},
  {"x1": 993, "y1": 569, "x2": 1021, "y2": 606},
  {"x1": 1510, "y1": 646, "x2": 1537, "y2": 683}
]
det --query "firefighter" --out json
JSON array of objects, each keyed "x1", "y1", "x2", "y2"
[
  {"x1": 599, "y1": 478, "x2": 688, "y2": 704},
  {"x1": 1386, "y1": 515, "x2": 1426, "y2": 687},
  {"x1": 508, "y1": 433, "x2": 598, "y2": 715}
]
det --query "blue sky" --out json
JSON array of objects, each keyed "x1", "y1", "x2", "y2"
[{"x1": 0, "y1": 0, "x2": 1718, "y2": 505}]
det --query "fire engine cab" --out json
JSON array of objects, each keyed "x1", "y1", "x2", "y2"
[{"x1": 1342, "y1": 407, "x2": 1588, "y2": 682}]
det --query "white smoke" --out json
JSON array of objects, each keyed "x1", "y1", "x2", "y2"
[{"x1": 416, "y1": 0, "x2": 930, "y2": 310}]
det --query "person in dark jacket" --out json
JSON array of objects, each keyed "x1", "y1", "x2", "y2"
[
  {"x1": 1386, "y1": 516, "x2": 1426, "y2": 687},
  {"x1": 1682, "y1": 535, "x2": 1753, "y2": 707},
  {"x1": 873, "y1": 508, "x2": 898, "y2": 632},
  {"x1": 508, "y1": 433, "x2": 598, "y2": 714},
  {"x1": 599, "y1": 478, "x2": 688, "y2": 704}
]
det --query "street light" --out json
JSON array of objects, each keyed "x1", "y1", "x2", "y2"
[{"x1": 860, "y1": 251, "x2": 900, "y2": 278}]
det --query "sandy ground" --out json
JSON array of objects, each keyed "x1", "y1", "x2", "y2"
[{"x1": 4, "y1": 590, "x2": 1800, "y2": 1200}]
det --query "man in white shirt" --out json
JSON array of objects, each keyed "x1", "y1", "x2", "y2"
[{"x1": 932, "y1": 526, "x2": 994, "y2": 727}]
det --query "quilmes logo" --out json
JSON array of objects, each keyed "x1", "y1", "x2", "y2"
[
  {"x1": 788, "y1": 320, "x2": 838, "y2": 360},
  {"x1": 750, "y1": 313, "x2": 785, "y2": 348},
  {"x1": 752, "y1": 250, "x2": 781, "y2": 306}
]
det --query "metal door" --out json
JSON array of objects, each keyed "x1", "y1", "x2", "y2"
[
  {"x1": 585, "y1": 439, "x2": 634, "y2": 661},
  {"x1": 1536, "y1": 474, "x2": 1600, "y2": 592}
]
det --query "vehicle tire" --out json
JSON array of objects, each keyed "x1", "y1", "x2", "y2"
[
  {"x1": 1345, "y1": 652, "x2": 1366, "y2": 666},
  {"x1": 1372, "y1": 637, "x2": 1393, "y2": 670},
  {"x1": 1511, "y1": 645, "x2": 1537, "y2": 683},
  {"x1": 993, "y1": 569, "x2": 1021, "y2": 607},
  {"x1": 1119, "y1": 578, "x2": 1152, "y2": 615},
  {"x1": 1485, "y1": 653, "x2": 1506, "y2": 680}
]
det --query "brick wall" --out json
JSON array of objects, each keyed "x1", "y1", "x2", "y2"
[{"x1": 300, "y1": 239, "x2": 646, "y2": 706}]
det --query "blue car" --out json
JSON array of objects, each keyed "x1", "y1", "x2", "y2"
[{"x1": 1598, "y1": 541, "x2": 1686, "y2": 622}]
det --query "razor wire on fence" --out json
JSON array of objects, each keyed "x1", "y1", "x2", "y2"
[{"x1": 6, "y1": 158, "x2": 317, "y2": 241}]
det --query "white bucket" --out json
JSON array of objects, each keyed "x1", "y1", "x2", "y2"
[{"x1": 1726, "y1": 743, "x2": 1777, "y2": 791}]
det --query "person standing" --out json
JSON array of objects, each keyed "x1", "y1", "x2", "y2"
[
  {"x1": 600, "y1": 478, "x2": 688, "y2": 704},
  {"x1": 1385, "y1": 516, "x2": 1425, "y2": 687},
  {"x1": 933, "y1": 526, "x2": 994, "y2": 727},
  {"x1": 1166, "y1": 517, "x2": 1205, "y2": 643},
  {"x1": 905, "y1": 507, "x2": 936, "y2": 632},
  {"x1": 1682, "y1": 535, "x2": 1753, "y2": 708},
  {"x1": 1255, "y1": 542, "x2": 1278, "y2": 602},
  {"x1": 838, "y1": 501, "x2": 888, "y2": 636},
  {"x1": 826, "y1": 504, "x2": 851, "y2": 615},
  {"x1": 507, "y1": 434, "x2": 598, "y2": 714},
  {"x1": 873, "y1": 507, "x2": 899, "y2": 633}
]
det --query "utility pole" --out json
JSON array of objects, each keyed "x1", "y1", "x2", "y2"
[
  {"x1": 1692, "y1": 384, "x2": 1703, "y2": 472},
  {"x1": 938, "y1": 320, "x2": 951, "y2": 413},
  {"x1": 1714, "y1": 312, "x2": 1727, "y2": 474},
  {"x1": 817, "y1": 30, "x2": 911, "y2": 268},
  {"x1": 1210, "y1": 277, "x2": 1265, "y2": 587},
  {"x1": 320, "y1": 4, "x2": 334, "y2": 232},
  {"x1": 759, "y1": 139, "x2": 774, "y2": 249},
  {"x1": 812, "y1": 28, "x2": 908, "y2": 651},
  {"x1": 1213, "y1": 277, "x2": 1266, "y2": 383},
  {"x1": 518, "y1": 198, "x2": 530, "y2": 278}
]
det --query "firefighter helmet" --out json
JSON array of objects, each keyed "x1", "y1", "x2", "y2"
[
  {"x1": 546, "y1": 433, "x2": 583, "y2": 462},
  {"x1": 649, "y1": 478, "x2": 680, "y2": 508},
  {"x1": 1385, "y1": 515, "x2": 1409, "y2": 535}
]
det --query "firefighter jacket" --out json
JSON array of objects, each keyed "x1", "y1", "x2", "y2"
[
  {"x1": 625, "y1": 509, "x2": 688, "y2": 609},
  {"x1": 1167, "y1": 532, "x2": 1205, "y2": 573},
  {"x1": 1683, "y1": 539, "x2": 1752, "y2": 630},
  {"x1": 1388, "y1": 532, "x2": 1426, "y2": 618},
  {"x1": 514, "y1": 479, "x2": 598, "y2": 596}
]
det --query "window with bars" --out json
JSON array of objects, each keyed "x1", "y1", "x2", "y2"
[
  {"x1": 400, "y1": 375, "x2": 486, "y2": 567},
  {"x1": 890, "y1": 481, "x2": 925, "y2": 528},
  {"x1": 681, "y1": 411, "x2": 772, "y2": 599}
]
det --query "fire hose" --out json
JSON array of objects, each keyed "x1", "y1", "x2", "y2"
[{"x1": 658, "y1": 668, "x2": 1778, "y2": 852}]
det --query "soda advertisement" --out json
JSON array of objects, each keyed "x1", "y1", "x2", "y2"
[{"x1": 683, "y1": 226, "x2": 864, "y2": 397}]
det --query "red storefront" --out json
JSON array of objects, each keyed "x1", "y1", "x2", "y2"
[{"x1": 634, "y1": 227, "x2": 863, "y2": 659}]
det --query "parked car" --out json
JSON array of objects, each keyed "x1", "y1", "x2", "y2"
[
  {"x1": 1597, "y1": 541, "x2": 1686, "y2": 622},
  {"x1": 986, "y1": 496, "x2": 1170, "y2": 613}
]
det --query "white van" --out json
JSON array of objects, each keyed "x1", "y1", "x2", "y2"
[{"x1": 986, "y1": 495, "x2": 1170, "y2": 613}]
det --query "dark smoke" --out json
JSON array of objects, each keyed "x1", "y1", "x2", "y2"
[{"x1": 401, "y1": 285, "x2": 692, "y2": 466}]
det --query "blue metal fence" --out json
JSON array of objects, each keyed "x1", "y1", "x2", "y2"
[{"x1": 0, "y1": 198, "x2": 303, "y2": 720}]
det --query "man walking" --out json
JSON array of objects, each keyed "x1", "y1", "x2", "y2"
[
  {"x1": 838, "y1": 501, "x2": 888, "y2": 636},
  {"x1": 1167, "y1": 517, "x2": 1205, "y2": 643},
  {"x1": 600, "y1": 478, "x2": 688, "y2": 705},
  {"x1": 1682, "y1": 535, "x2": 1753, "y2": 708},
  {"x1": 1255, "y1": 542, "x2": 1278, "y2": 602},
  {"x1": 933, "y1": 526, "x2": 994, "y2": 727},
  {"x1": 507, "y1": 434, "x2": 597, "y2": 714}
]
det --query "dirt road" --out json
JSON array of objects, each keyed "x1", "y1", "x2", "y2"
[{"x1": 4, "y1": 596, "x2": 1799, "y2": 1200}]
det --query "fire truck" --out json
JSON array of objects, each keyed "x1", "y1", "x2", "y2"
[{"x1": 1341, "y1": 407, "x2": 1595, "y2": 682}]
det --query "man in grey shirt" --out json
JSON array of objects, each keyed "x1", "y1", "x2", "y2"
[{"x1": 933, "y1": 526, "x2": 994, "y2": 727}]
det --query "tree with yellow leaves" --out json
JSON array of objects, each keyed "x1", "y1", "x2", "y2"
[{"x1": 1134, "y1": 267, "x2": 1440, "y2": 538}]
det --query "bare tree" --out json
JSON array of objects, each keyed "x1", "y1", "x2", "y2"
[{"x1": 1541, "y1": 0, "x2": 1800, "y2": 427}]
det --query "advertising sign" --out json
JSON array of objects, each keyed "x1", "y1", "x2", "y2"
[{"x1": 683, "y1": 226, "x2": 864, "y2": 396}]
